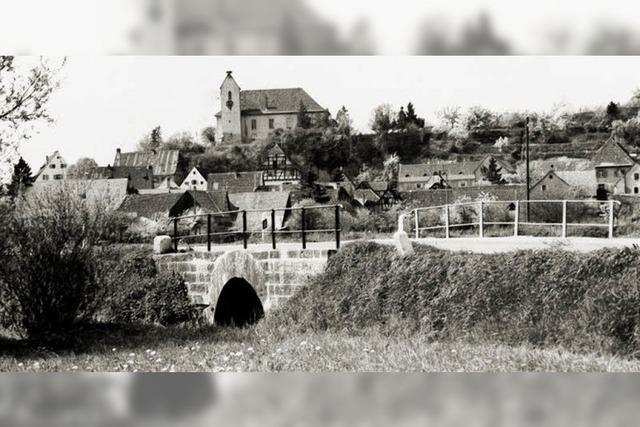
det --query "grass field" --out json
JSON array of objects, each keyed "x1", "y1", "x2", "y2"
[{"x1": 2, "y1": 321, "x2": 639, "y2": 372}]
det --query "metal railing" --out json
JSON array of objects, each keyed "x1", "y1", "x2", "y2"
[
  {"x1": 414, "y1": 199, "x2": 621, "y2": 239},
  {"x1": 170, "y1": 204, "x2": 342, "y2": 251}
]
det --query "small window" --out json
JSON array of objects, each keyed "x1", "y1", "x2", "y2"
[
  {"x1": 602, "y1": 170, "x2": 608, "y2": 178},
  {"x1": 635, "y1": 173, "x2": 639, "y2": 180},
  {"x1": 61, "y1": 164, "x2": 66, "y2": 168},
  {"x1": 50, "y1": 164, "x2": 56, "y2": 169},
  {"x1": 262, "y1": 219, "x2": 269, "y2": 230},
  {"x1": 251, "y1": 119, "x2": 257, "y2": 130},
  {"x1": 228, "y1": 91, "x2": 232, "y2": 101},
  {"x1": 54, "y1": 174, "x2": 63, "y2": 180},
  {"x1": 635, "y1": 187, "x2": 639, "y2": 194},
  {"x1": 416, "y1": 184, "x2": 421, "y2": 188},
  {"x1": 549, "y1": 174, "x2": 553, "y2": 180},
  {"x1": 269, "y1": 119, "x2": 275, "y2": 129},
  {"x1": 42, "y1": 174, "x2": 49, "y2": 181},
  {"x1": 191, "y1": 180, "x2": 196, "y2": 185},
  {"x1": 460, "y1": 182, "x2": 466, "y2": 187},
  {"x1": 542, "y1": 185, "x2": 547, "y2": 191}
]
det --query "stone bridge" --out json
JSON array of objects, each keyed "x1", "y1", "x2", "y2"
[{"x1": 154, "y1": 247, "x2": 335, "y2": 324}]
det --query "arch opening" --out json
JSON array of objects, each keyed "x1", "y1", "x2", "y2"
[{"x1": 213, "y1": 277, "x2": 264, "y2": 327}]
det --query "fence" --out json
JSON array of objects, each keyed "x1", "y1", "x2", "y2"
[
  {"x1": 414, "y1": 199, "x2": 620, "y2": 239},
  {"x1": 170, "y1": 204, "x2": 342, "y2": 251}
]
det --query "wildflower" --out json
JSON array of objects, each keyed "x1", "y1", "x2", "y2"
[
  {"x1": 247, "y1": 347, "x2": 254, "y2": 353},
  {"x1": 72, "y1": 365, "x2": 79, "y2": 370},
  {"x1": 300, "y1": 341, "x2": 307, "y2": 347},
  {"x1": 17, "y1": 363, "x2": 24, "y2": 368},
  {"x1": 315, "y1": 346, "x2": 321, "y2": 351},
  {"x1": 112, "y1": 348, "x2": 117, "y2": 352},
  {"x1": 128, "y1": 353, "x2": 135, "y2": 357}
]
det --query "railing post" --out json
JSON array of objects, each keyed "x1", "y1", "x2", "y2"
[
  {"x1": 479, "y1": 201, "x2": 484, "y2": 238},
  {"x1": 608, "y1": 199, "x2": 615, "y2": 238},
  {"x1": 562, "y1": 200, "x2": 567, "y2": 238},
  {"x1": 207, "y1": 214, "x2": 211, "y2": 252},
  {"x1": 444, "y1": 205, "x2": 450, "y2": 239},
  {"x1": 173, "y1": 218, "x2": 178, "y2": 252},
  {"x1": 414, "y1": 209, "x2": 419, "y2": 239},
  {"x1": 271, "y1": 209, "x2": 276, "y2": 250},
  {"x1": 514, "y1": 201, "x2": 519, "y2": 237},
  {"x1": 335, "y1": 205, "x2": 341, "y2": 250},
  {"x1": 301, "y1": 207, "x2": 307, "y2": 250},
  {"x1": 242, "y1": 210, "x2": 248, "y2": 249}
]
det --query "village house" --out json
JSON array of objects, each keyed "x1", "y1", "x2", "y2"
[
  {"x1": 398, "y1": 156, "x2": 513, "y2": 192},
  {"x1": 530, "y1": 170, "x2": 598, "y2": 199},
  {"x1": 28, "y1": 178, "x2": 130, "y2": 211},
  {"x1": 208, "y1": 171, "x2": 264, "y2": 193},
  {"x1": 34, "y1": 151, "x2": 68, "y2": 182},
  {"x1": 591, "y1": 136, "x2": 639, "y2": 196},
  {"x1": 215, "y1": 71, "x2": 326, "y2": 143},
  {"x1": 113, "y1": 148, "x2": 186, "y2": 188},
  {"x1": 118, "y1": 190, "x2": 237, "y2": 237},
  {"x1": 261, "y1": 144, "x2": 301, "y2": 190},
  {"x1": 90, "y1": 165, "x2": 155, "y2": 192},
  {"x1": 228, "y1": 191, "x2": 292, "y2": 233},
  {"x1": 180, "y1": 166, "x2": 208, "y2": 191}
]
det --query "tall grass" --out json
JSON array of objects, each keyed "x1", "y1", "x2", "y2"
[{"x1": 273, "y1": 242, "x2": 640, "y2": 357}]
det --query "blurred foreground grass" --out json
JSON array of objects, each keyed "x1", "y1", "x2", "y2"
[{"x1": 1, "y1": 321, "x2": 638, "y2": 372}]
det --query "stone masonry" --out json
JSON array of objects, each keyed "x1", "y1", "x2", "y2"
[{"x1": 154, "y1": 248, "x2": 333, "y2": 323}]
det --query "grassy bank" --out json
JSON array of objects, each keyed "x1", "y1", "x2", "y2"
[
  {"x1": 1, "y1": 322, "x2": 638, "y2": 372},
  {"x1": 275, "y1": 242, "x2": 640, "y2": 357}
]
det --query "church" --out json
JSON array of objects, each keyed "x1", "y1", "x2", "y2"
[{"x1": 215, "y1": 71, "x2": 326, "y2": 144}]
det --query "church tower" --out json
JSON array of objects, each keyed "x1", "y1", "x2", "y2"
[{"x1": 218, "y1": 71, "x2": 242, "y2": 143}]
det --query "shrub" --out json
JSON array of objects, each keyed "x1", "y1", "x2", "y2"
[
  {"x1": 98, "y1": 248, "x2": 192, "y2": 326},
  {"x1": 274, "y1": 242, "x2": 640, "y2": 356},
  {"x1": 0, "y1": 189, "x2": 109, "y2": 340}
]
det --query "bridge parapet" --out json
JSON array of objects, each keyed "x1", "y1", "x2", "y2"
[{"x1": 154, "y1": 247, "x2": 333, "y2": 322}]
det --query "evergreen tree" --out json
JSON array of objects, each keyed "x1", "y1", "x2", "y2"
[
  {"x1": 395, "y1": 106, "x2": 407, "y2": 129},
  {"x1": 150, "y1": 126, "x2": 163, "y2": 149},
  {"x1": 297, "y1": 101, "x2": 312, "y2": 129},
  {"x1": 480, "y1": 157, "x2": 504, "y2": 184},
  {"x1": 406, "y1": 102, "x2": 425, "y2": 128},
  {"x1": 7, "y1": 157, "x2": 34, "y2": 197},
  {"x1": 606, "y1": 101, "x2": 619, "y2": 121}
]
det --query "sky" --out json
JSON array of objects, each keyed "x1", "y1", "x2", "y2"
[{"x1": 17, "y1": 56, "x2": 640, "y2": 170}]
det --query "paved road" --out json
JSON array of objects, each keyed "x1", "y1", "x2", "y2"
[{"x1": 187, "y1": 235, "x2": 640, "y2": 254}]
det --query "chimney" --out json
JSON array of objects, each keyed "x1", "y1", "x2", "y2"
[{"x1": 226, "y1": 70, "x2": 233, "y2": 77}]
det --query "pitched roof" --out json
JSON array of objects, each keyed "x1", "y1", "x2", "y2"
[
  {"x1": 240, "y1": 88, "x2": 324, "y2": 114},
  {"x1": 554, "y1": 170, "x2": 598, "y2": 192},
  {"x1": 114, "y1": 150, "x2": 180, "y2": 176},
  {"x1": 207, "y1": 171, "x2": 263, "y2": 193},
  {"x1": 592, "y1": 136, "x2": 635, "y2": 167},
  {"x1": 399, "y1": 161, "x2": 482, "y2": 181},
  {"x1": 353, "y1": 188, "x2": 381, "y2": 206},
  {"x1": 118, "y1": 192, "x2": 187, "y2": 219},
  {"x1": 34, "y1": 150, "x2": 66, "y2": 178},
  {"x1": 187, "y1": 190, "x2": 237, "y2": 213},
  {"x1": 229, "y1": 191, "x2": 291, "y2": 230},
  {"x1": 27, "y1": 178, "x2": 129, "y2": 210},
  {"x1": 92, "y1": 166, "x2": 154, "y2": 190}
]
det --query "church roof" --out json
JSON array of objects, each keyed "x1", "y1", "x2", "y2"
[
  {"x1": 240, "y1": 88, "x2": 324, "y2": 114},
  {"x1": 114, "y1": 149, "x2": 180, "y2": 176}
]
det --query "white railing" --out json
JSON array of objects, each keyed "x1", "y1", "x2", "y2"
[{"x1": 413, "y1": 199, "x2": 620, "y2": 239}]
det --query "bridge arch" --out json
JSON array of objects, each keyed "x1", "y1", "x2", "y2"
[{"x1": 206, "y1": 250, "x2": 266, "y2": 324}]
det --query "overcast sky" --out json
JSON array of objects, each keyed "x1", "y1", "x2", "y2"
[{"x1": 18, "y1": 56, "x2": 640, "y2": 170}]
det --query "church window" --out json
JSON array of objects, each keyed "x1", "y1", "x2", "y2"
[
  {"x1": 251, "y1": 119, "x2": 257, "y2": 130},
  {"x1": 635, "y1": 173, "x2": 639, "y2": 180},
  {"x1": 269, "y1": 119, "x2": 275, "y2": 129},
  {"x1": 228, "y1": 91, "x2": 232, "y2": 101}
]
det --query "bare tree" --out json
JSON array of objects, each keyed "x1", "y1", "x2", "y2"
[{"x1": 0, "y1": 56, "x2": 64, "y2": 183}]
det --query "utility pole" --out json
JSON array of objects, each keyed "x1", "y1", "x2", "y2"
[{"x1": 525, "y1": 116, "x2": 530, "y2": 221}]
